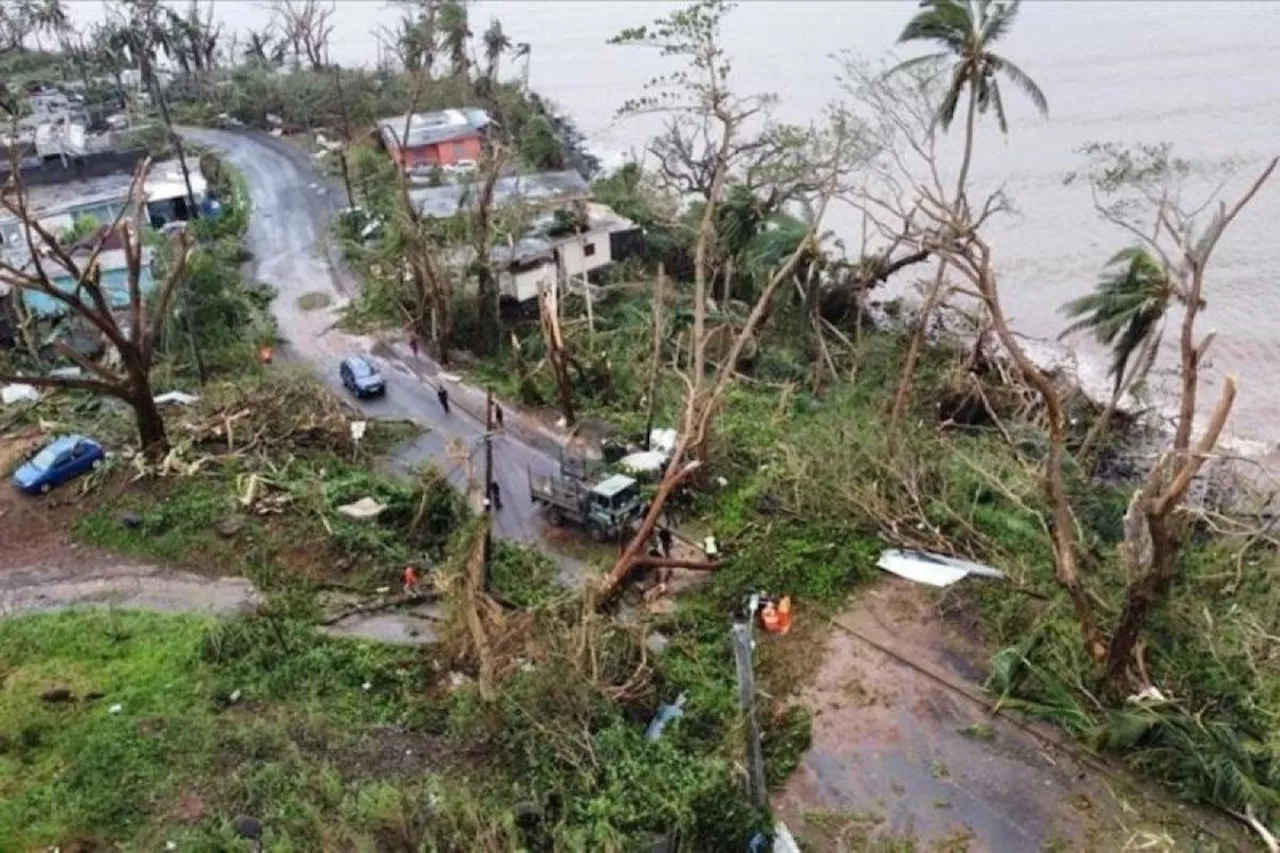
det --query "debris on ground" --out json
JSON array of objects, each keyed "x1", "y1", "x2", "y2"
[
  {"x1": 1, "y1": 383, "x2": 38, "y2": 405},
  {"x1": 619, "y1": 449, "x2": 666, "y2": 474},
  {"x1": 337, "y1": 496, "x2": 387, "y2": 520},
  {"x1": 876, "y1": 548, "x2": 1006, "y2": 587},
  {"x1": 154, "y1": 391, "x2": 201, "y2": 406},
  {"x1": 644, "y1": 692, "x2": 687, "y2": 742}
]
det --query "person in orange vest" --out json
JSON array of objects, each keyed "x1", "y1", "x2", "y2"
[
  {"x1": 259, "y1": 343, "x2": 273, "y2": 365},
  {"x1": 402, "y1": 565, "x2": 419, "y2": 597},
  {"x1": 760, "y1": 595, "x2": 793, "y2": 635},
  {"x1": 776, "y1": 596, "x2": 793, "y2": 635},
  {"x1": 760, "y1": 599, "x2": 780, "y2": 633}
]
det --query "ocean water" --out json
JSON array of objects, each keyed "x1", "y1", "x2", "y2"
[{"x1": 74, "y1": 1, "x2": 1280, "y2": 445}]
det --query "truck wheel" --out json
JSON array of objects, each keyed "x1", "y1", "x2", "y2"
[
  {"x1": 589, "y1": 526, "x2": 608, "y2": 543},
  {"x1": 545, "y1": 507, "x2": 563, "y2": 527}
]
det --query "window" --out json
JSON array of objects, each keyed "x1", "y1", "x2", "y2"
[
  {"x1": 452, "y1": 141, "x2": 468, "y2": 159},
  {"x1": 583, "y1": 242, "x2": 596, "y2": 257}
]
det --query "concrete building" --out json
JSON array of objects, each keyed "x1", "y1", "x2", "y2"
[
  {"x1": 489, "y1": 203, "x2": 642, "y2": 303},
  {"x1": 0, "y1": 159, "x2": 210, "y2": 257},
  {"x1": 377, "y1": 108, "x2": 492, "y2": 170}
]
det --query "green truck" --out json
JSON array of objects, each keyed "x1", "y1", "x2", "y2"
[{"x1": 528, "y1": 466, "x2": 646, "y2": 541}]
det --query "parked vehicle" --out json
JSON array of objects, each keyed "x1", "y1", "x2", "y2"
[
  {"x1": 12, "y1": 434, "x2": 105, "y2": 495},
  {"x1": 340, "y1": 355, "x2": 386, "y2": 399},
  {"x1": 529, "y1": 468, "x2": 645, "y2": 541}
]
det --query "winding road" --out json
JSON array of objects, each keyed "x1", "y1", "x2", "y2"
[{"x1": 184, "y1": 128, "x2": 567, "y2": 551}]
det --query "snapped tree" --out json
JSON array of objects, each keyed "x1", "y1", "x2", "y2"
[{"x1": 598, "y1": 1, "x2": 867, "y2": 604}]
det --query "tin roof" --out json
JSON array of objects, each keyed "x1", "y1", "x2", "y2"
[
  {"x1": 377, "y1": 108, "x2": 491, "y2": 150},
  {"x1": 409, "y1": 170, "x2": 590, "y2": 219}
]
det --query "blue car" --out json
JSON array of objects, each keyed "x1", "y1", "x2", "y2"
[
  {"x1": 12, "y1": 434, "x2": 105, "y2": 495},
  {"x1": 340, "y1": 355, "x2": 386, "y2": 399}
]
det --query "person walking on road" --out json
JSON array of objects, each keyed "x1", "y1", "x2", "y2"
[
  {"x1": 437, "y1": 385, "x2": 450, "y2": 414},
  {"x1": 493, "y1": 404, "x2": 504, "y2": 430},
  {"x1": 408, "y1": 333, "x2": 420, "y2": 358},
  {"x1": 488, "y1": 479, "x2": 503, "y2": 510},
  {"x1": 658, "y1": 526, "x2": 673, "y2": 558}
]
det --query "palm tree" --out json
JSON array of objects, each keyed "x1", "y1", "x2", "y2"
[
  {"x1": 1062, "y1": 247, "x2": 1173, "y2": 392},
  {"x1": 481, "y1": 18, "x2": 510, "y2": 82},
  {"x1": 34, "y1": 0, "x2": 68, "y2": 49},
  {"x1": 438, "y1": 0, "x2": 470, "y2": 80},
  {"x1": 892, "y1": 0, "x2": 1047, "y2": 198},
  {"x1": 1061, "y1": 246, "x2": 1174, "y2": 458}
]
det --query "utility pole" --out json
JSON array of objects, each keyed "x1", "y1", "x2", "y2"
[
  {"x1": 483, "y1": 388, "x2": 494, "y2": 591},
  {"x1": 731, "y1": 620, "x2": 767, "y2": 808},
  {"x1": 643, "y1": 265, "x2": 665, "y2": 450},
  {"x1": 332, "y1": 66, "x2": 358, "y2": 210}
]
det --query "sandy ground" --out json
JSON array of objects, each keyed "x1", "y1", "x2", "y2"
[{"x1": 774, "y1": 579, "x2": 1243, "y2": 852}]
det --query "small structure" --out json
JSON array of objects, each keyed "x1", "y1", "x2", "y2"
[
  {"x1": 378, "y1": 108, "x2": 492, "y2": 170},
  {"x1": 18, "y1": 247, "x2": 156, "y2": 319},
  {"x1": 410, "y1": 169, "x2": 590, "y2": 220},
  {"x1": 488, "y1": 202, "x2": 642, "y2": 302}
]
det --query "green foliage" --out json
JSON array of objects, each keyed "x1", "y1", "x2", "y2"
[
  {"x1": 519, "y1": 113, "x2": 566, "y2": 171},
  {"x1": 1061, "y1": 246, "x2": 1171, "y2": 391},
  {"x1": 0, "y1": 610, "x2": 433, "y2": 849},
  {"x1": 487, "y1": 541, "x2": 562, "y2": 607}
]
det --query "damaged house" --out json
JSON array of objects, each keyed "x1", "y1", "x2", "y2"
[{"x1": 409, "y1": 170, "x2": 644, "y2": 304}]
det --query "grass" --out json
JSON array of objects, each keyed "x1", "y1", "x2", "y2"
[
  {"x1": 74, "y1": 454, "x2": 462, "y2": 591},
  {"x1": 0, "y1": 610, "x2": 441, "y2": 851}
]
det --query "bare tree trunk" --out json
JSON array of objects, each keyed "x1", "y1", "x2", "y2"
[
  {"x1": 131, "y1": 384, "x2": 168, "y2": 459},
  {"x1": 1104, "y1": 377, "x2": 1237, "y2": 684},
  {"x1": 946, "y1": 236, "x2": 1109, "y2": 663},
  {"x1": 888, "y1": 260, "x2": 947, "y2": 432},
  {"x1": 643, "y1": 266, "x2": 666, "y2": 449}
]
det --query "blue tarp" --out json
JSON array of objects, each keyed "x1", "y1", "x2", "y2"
[{"x1": 23, "y1": 267, "x2": 156, "y2": 318}]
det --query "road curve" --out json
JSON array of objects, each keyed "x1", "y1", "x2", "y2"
[{"x1": 181, "y1": 129, "x2": 570, "y2": 555}]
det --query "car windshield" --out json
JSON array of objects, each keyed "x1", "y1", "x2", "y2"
[
  {"x1": 31, "y1": 446, "x2": 62, "y2": 469},
  {"x1": 350, "y1": 359, "x2": 378, "y2": 378}
]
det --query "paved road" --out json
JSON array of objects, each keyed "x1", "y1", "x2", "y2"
[{"x1": 183, "y1": 129, "x2": 565, "y2": 554}]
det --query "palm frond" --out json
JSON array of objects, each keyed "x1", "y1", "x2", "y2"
[
  {"x1": 988, "y1": 52, "x2": 1048, "y2": 116},
  {"x1": 1060, "y1": 246, "x2": 1171, "y2": 391},
  {"x1": 886, "y1": 50, "x2": 950, "y2": 79},
  {"x1": 980, "y1": 0, "x2": 1021, "y2": 44},
  {"x1": 988, "y1": 76, "x2": 1009, "y2": 134},
  {"x1": 898, "y1": 0, "x2": 972, "y2": 51},
  {"x1": 936, "y1": 64, "x2": 967, "y2": 129}
]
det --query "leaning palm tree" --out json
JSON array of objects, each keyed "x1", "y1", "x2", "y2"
[
  {"x1": 1061, "y1": 246, "x2": 1173, "y2": 458},
  {"x1": 481, "y1": 18, "x2": 510, "y2": 82},
  {"x1": 892, "y1": 0, "x2": 1048, "y2": 198}
]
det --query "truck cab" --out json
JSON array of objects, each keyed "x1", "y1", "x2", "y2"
[{"x1": 586, "y1": 474, "x2": 644, "y2": 535}]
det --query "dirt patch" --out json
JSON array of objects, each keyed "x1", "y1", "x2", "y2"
[
  {"x1": 774, "y1": 579, "x2": 1239, "y2": 851},
  {"x1": 165, "y1": 790, "x2": 208, "y2": 825}
]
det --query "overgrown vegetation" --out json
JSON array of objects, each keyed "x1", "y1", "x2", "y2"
[{"x1": 5, "y1": 0, "x2": 1280, "y2": 847}]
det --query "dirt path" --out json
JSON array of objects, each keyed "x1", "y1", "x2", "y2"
[
  {"x1": 0, "y1": 550, "x2": 441, "y2": 645},
  {"x1": 774, "y1": 580, "x2": 1240, "y2": 851}
]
